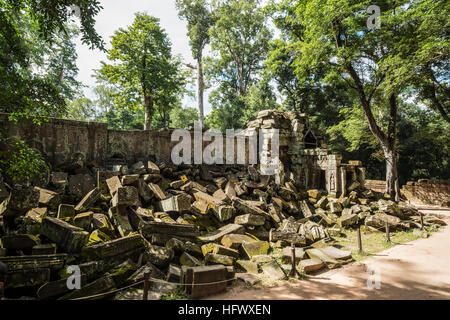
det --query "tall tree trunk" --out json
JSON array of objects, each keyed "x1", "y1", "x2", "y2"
[
  {"x1": 345, "y1": 63, "x2": 400, "y2": 200},
  {"x1": 144, "y1": 94, "x2": 153, "y2": 131},
  {"x1": 197, "y1": 54, "x2": 204, "y2": 123}
]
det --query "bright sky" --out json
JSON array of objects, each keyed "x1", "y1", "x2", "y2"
[{"x1": 74, "y1": 0, "x2": 212, "y2": 114}]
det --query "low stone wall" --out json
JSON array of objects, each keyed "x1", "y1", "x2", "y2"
[
  {"x1": 365, "y1": 178, "x2": 450, "y2": 207},
  {"x1": 401, "y1": 180, "x2": 450, "y2": 207},
  {"x1": 365, "y1": 180, "x2": 386, "y2": 193}
]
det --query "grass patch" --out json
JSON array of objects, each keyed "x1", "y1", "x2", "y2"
[
  {"x1": 333, "y1": 227, "x2": 432, "y2": 261},
  {"x1": 160, "y1": 287, "x2": 190, "y2": 300}
]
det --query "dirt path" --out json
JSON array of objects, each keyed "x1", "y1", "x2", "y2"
[{"x1": 207, "y1": 208, "x2": 450, "y2": 300}]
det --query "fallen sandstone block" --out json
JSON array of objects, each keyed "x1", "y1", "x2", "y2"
[
  {"x1": 40, "y1": 217, "x2": 89, "y2": 253},
  {"x1": 75, "y1": 188, "x2": 101, "y2": 212}
]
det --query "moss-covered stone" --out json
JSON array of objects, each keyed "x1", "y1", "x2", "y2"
[
  {"x1": 241, "y1": 241, "x2": 270, "y2": 259},
  {"x1": 205, "y1": 253, "x2": 235, "y2": 266}
]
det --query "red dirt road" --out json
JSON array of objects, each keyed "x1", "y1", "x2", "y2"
[{"x1": 207, "y1": 208, "x2": 450, "y2": 300}]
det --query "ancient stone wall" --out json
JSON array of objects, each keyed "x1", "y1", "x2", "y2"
[
  {"x1": 401, "y1": 180, "x2": 450, "y2": 207},
  {"x1": 365, "y1": 178, "x2": 450, "y2": 207},
  {"x1": 365, "y1": 180, "x2": 387, "y2": 193},
  {"x1": 0, "y1": 113, "x2": 183, "y2": 168}
]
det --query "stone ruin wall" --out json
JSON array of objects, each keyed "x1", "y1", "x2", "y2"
[
  {"x1": 0, "y1": 111, "x2": 366, "y2": 197},
  {"x1": 366, "y1": 179, "x2": 450, "y2": 207}
]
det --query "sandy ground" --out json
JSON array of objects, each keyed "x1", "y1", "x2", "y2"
[{"x1": 207, "y1": 208, "x2": 450, "y2": 300}]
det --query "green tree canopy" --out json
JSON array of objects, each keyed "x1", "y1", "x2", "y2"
[{"x1": 95, "y1": 13, "x2": 186, "y2": 130}]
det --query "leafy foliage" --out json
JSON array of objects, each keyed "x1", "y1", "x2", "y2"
[
  {"x1": 95, "y1": 13, "x2": 187, "y2": 130},
  {"x1": 0, "y1": 136, "x2": 49, "y2": 186}
]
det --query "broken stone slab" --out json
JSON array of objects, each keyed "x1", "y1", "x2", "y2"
[
  {"x1": 68, "y1": 174, "x2": 96, "y2": 198},
  {"x1": 307, "y1": 189, "x2": 321, "y2": 199},
  {"x1": 193, "y1": 191, "x2": 224, "y2": 213},
  {"x1": 329, "y1": 201, "x2": 343, "y2": 214},
  {"x1": 88, "y1": 229, "x2": 111, "y2": 245},
  {"x1": 234, "y1": 213, "x2": 266, "y2": 226},
  {"x1": 81, "y1": 234, "x2": 144, "y2": 261},
  {"x1": 1, "y1": 234, "x2": 40, "y2": 251},
  {"x1": 299, "y1": 200, "x2": 315, "y2": 218},
  {"x1": 319, "y1": 246, "x2": 352, "y2": 261},
  {"x1": 181, "y1": 181, "x2": 207, "y2": 194},
  {"x1": 215, "y1": 205, "x2": 234, "y2": 222},
  {"x1": 106, "y1": 176, "x2": 122, "y2": 197},
  {"x1": 75, "y1": 188, "x2": 101, "y2": 212},
  {"x1": 41, "y1": 217, "x2": 89, "y2": 253},
  {"x1": 279, "y1": 217, "x2": 301, "y2": 233},
  {"x1": 91, "y1": 213, "x2": 115, "y2": 237},
  {"x1": 128, "y1": 263, "x2": 165, "y2": 285},
  {"x1": 269, "y1": 229, "x2": 306, "y2": 246},
  {"x1": 246, "y1": 228, "x2": 270, "y2": 241},
  {"x1": 0, "y1": 253, "x2": 67, "y2": 272},
  {"x1": 201, "y1": 243, "x2": 239, "y2": 258},
  {"x1": 35, "y1": 187, "x2": 60, "y2": 210},
  {"x1": 144, "y1": 243, "x2": 174, "y2": 269},
  {"x1": 299, "y1": 258, "x2": 325, "y2": 273},
  {"x1": 261, "y1": 260, "x2": 286, "y2": 280},
  {"x1": 365, "y1": 213, "x2": 401, "y2": 229},
  {"x1": 198, "y1": 224, "x2": 245, "y2": 243},
  {"x1": 305, "y1": 248, "x2": 339, "y2": 268},
  {"x1": 166, "y1": 264, "x2": 182, "y2": 283},
  {"x1": 182, "y1": 265, "x2": 229, "y2": 299},
  {"x1": 166, "y1": 238, "x2": 187, "y2": 255},
  {"x1": 236, "y1": 260, "x2": 259, "y2": 274},
  {"x1": 316, "y1": 196, "x2": 329, "y2": 209},
  {"x1": 205, "y1": 253, "x2": 235, "y2": 266},
  {"x1": 121, "y1": 174, "x2": 140, "y2": 186},
  {"x1": 232, "y1": 197, "x2": 270, "y2": 219},
  {"x1": 140, "y1": 221, "x2": 199, "y2": 238},
  {"x1": 251, "y1": 254, "x2": 273, "y2": 264},
  {"x1": 96, "y1": 171, "x2": 116, "y2": 194},
  {"x1": 158, "y1": 194, "x2": 192, "y2": 213},
  {"x1": 180, "y1": 252, "x2": 203, "y2": 267},
  {"x1": 105, "y1": 259, "x2": 138, "y2": 287},
  {"x1": 32, "y1": 243, "x2": 57, "y2": 255},
  {"x1": 22, "y1": 207, "x2": 47, "y2": 234},
  {"x1": 108, "y1": 206, "x2": 134, "y2": 237},
  {"x1": 224, "y1": 181, "x2": 237, "y2": 199},
  {"x1": 241, "y1": 241, "x2": 270, "y2": 259},
  {"x1": 131, "y1": 161, "x2": 147, "y2": 175},
  {"x1": 221, "y1": 234, "x2": 257, "y2": 250},
  {"x1": 59, "y1": 276, "x2": 116, "y2": 300},
  {"x1": 212, "y1": 188, "x2": 230, "y2": 204},
  {"x1": 146, "y1": 160, "x2": 160, "y2": 174},
  {"x1": 169, "y1": 180, "x2": 185, "y2": 189},
  {"x1": 191, "y1": 200, "x2": 209, "y2": 215},
  {"x1": 111, "y1": 186, "x2": 139, "y2": 207},
  {"x1": 73, "y1": 211, "x2": 93, "y2": 230},
  {"x1": 281, "y1": 247, "x2": 305, "y2": 264},
  {"x1": 0, "y1": 186, "x2": 40, "y2": 217},
  {"x1": 315, "y1": 209, "x2": 334, "y2": 226},
  {"x1": 57, "y1": 204, "x2": 75, "y2": 219},
  {"x1": 148, "y1": 183, "x2": 167, "y2": 200},
  {"x1": 300, "y1": 221, "x2": 329, "y2": 243},
  {"x1": 338, "y1": 213, "x2": 359, "y2": 228}
]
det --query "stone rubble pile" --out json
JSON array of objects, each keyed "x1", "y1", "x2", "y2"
[{"x1": 0, "y1": 160, "x2": 446, "y2": 300}]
